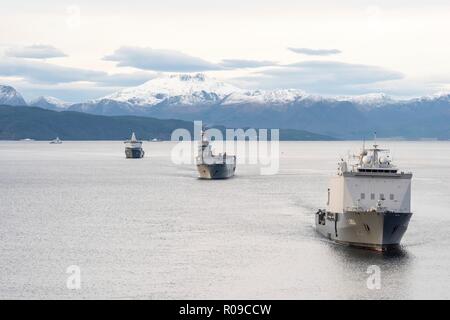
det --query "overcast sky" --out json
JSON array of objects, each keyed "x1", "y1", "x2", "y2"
[{"x1": 1, "y1": 0, "x2": 450, "y2": 101}]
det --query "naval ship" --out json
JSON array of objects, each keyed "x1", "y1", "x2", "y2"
[
  {"x1": 196, "y1": 131, "x2": 236, "y2": 179},
  {"x1": 50, "y1": 137, "x2": 62, "y2": 144},
  {"x1": 124, "y1": 132, "x2": 145, "y2": 159},
  {"x1": 315, "y1": 141, "x2": 413, "y2": 251}
]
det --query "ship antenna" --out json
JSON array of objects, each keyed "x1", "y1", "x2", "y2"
[
  {"x1": 201, "y1": 125, "x2": 209, "y2": 141},
  {"x1": 200, "y1": 126, "x2": 208, "y2": 162}
]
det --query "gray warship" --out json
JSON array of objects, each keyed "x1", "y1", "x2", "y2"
[
  {"x1": 196, "y1": 131, "x2": 236, "y2": 179},
  {"x1": 50, "y1": 137, "x2": 62, "y2": 144},
  {"x1": 124, "y1": 132, "x2": 145, "y2": 159},
  {"x1": 315, "y1": 141, "x2": 413, "y2": 251}
]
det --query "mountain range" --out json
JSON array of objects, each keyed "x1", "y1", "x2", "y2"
[
  {"x1": 2, "y1": 74, "x2": 450, "y2": 139},
  {"x1": 0, "y1": 105, "x2": 334, "y2": 141}
]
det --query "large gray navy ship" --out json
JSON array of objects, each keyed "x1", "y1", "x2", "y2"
[
  {"x1": 196, "y1": 131, "x2": 236, "y2": 179},
  {"x1": 315, "y1": 141, "x2": 413, "y2": 251},
  {"x1": 124, "y1": 132, "x2": 145, "y2": 159}
]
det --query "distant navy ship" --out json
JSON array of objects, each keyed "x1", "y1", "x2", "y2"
[
  {"x1": 50, "y1": 137, "x2": 62, "y2": 144},
  {"x1": 316, "y1": 140, "x2": 413, "y2": 251},
  {"x1": 196, "y1": 131, "x2": 236, "y2": 179},
  {"x1": 124, "y1": 132, "x2": 145, "y2": 159}
]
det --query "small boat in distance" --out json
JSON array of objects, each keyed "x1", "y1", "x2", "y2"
[
  {"x1": 20, "y1": 138, "x2": 35, "y2": 141},
  {"x1": 315, "y1": 139, "x2": 413, "y2": 251},
  {"x1": 50, "y1": 137, "x2": 62, "y2": 144},
  {"x1": 196, "y1": 130, "x2": 236, "y2": 179},
  {"x1": 124, "y1": 132, "x2": 145, "y2": 159}
]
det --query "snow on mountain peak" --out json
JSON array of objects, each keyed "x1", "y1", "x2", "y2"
[
  {"x1": 87, "y1": 72, "x2": 450, "y2": 111},
  {"x1": 336, "y1": 93, "x2": 393, "y2": 105},
  {"x1": 223, "y1": 89, "x2": 307, "y2": 105},
  {"x1": 174, "y1": 73, "x2": 206, "y2": 82},
  {"x1": 102, "y1": 73, "x2": 242, "y2": 106},
  {"x1": 0, "y1": 85, "x2": 15, "y2": 95},
  {"x1": 97, "y1": 73, "x2": 406, "y2": 109},
  {"x1": 424, "y1": 91, "x2": 450, "y2": 101},
  {"x1": 29, "y1": 96, "x2": 71, "y2": 109},
  {"x1": 0, "y1": 85, "x2": 27, "y2": 106},
  {"x1": 332, "y1": 93, "x2": 395, "y2": 111}
]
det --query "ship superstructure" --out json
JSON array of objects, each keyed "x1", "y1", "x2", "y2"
[{"x1": 316, "y1": 140, "x2": 412, "y2": 250}]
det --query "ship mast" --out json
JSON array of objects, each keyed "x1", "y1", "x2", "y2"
[
  {"x1": 372, "y1": 131, "x2": 380, "y2": 166},
  {"x1": 200, "y1": 128, "x2": 209, "y2": 162},
  {"x1": 201, "y1": 130, "x2": 205, "y2": 162}
]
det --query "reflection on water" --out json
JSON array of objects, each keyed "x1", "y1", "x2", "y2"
[{"x1": 0, "y1": 141, "x2": 449, "y2": 299}]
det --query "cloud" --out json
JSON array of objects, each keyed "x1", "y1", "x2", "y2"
[
  {"x1": 237, "y1": 60, "x2": 404, "y2": 95},
  {"x1": 5, "y1": 44, "x2": 67, "y2": 59},
  {"x1": 104, "y1": 46, "x2": 222, "y2": 72},
  {"x1": 0, "y1": 58, "x2": 106, "y2": 84},
  {"x1": 220, "y1": 59, "x2": 277, "y2": 69},
  {"x1": 288, "y1": 47, "x2": 341, "y2": 56},
  {"x1": 95, "y1": 71, "x2": 157, "y2": 87},
  {"x1": 284, "y1": 61, "x2": 403, "y2": 84},
  {"x1": 104, "y1": 47, "x2": 278, "y2": 71},
  {"x1": 0, "y1": 58, "x2": 155, "y2": 87},
  {"x1": 11, "y1": 81, "x2": 118, "y2": 103}
]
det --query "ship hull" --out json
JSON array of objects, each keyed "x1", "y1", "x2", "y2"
[
  {"x1": 315, "y1": 210, "x2": 412, "y2": 251},
  {"x1": 196, "y1": 163, "x2": 235, "y2": 179},
  {"x1": 125, "y1": 147, "x2": 145, "y2": 159}
]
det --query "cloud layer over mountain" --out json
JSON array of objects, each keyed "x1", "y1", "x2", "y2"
[
  {"x1": 104, "y1": 47, "x2": 222, "y2": 72},
  {"x1": 241, "y1": 61, "x2": 404, "y2": 95},
  {"x1": 220, "y1": 59, "x2": 278, "y2": 69},
  {"x1": 0, "y1": 44, "x2": 440, "y2": 101},
  {"x1": 288, "y1": 47, "x2": 342, "y2": 56},
  {"x1": 5, "y1": 45, "x2": 67, "y2": 59}
]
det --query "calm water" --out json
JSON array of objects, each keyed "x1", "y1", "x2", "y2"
[{"x1": 0, "y1": 141, "x2": 449, "y2": 299}]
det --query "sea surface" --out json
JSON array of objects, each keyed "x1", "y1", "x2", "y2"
[{"x1": 0, "y1": 141, "x2": 449, "y2": 299}]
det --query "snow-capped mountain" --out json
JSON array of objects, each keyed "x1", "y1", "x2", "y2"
[
  {"x1": 336, "y1": 93, "x2": 394, "y2": 105},
  {"x1": 416, "y1": 91, "x2": 450, "y2": 103},
  {"x1": 0, "y1": 85, "x2": 27, "y2": 106},
  {"x1": 222, "y1": 89, "x2": 307, "y2": 106},
  {"x1": 334, "y1": 93, "x2": 396, "y2": 111},
  {"x1": 2, "y1": 74, "x2": 450, "y2": 139},
  {"x1": 96, "y1": 74, "x2": 327, "y2": 107},
  {"x1": 102, "y1": 73, "x2": 241, "y2": 106},
  {"x1": 29, "y1": 96, "x2": 71, "y2": 110},
  {"x1": 65, "y1": 73, "x2": 450, "y2": 139},
  {"x1": 85, "y1": 74, "x2": 398, "y2": 109}
]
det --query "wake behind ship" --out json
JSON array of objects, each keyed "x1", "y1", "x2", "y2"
[
  {"x1": 124, "y1": 132, "x2": 145, "y2": 159},
  {"x1": 315, "y1": 141, "x2": 413, "y2": 251},
  {"x1": 196, "y1": 131, "x2": 236, "y2": 179}
]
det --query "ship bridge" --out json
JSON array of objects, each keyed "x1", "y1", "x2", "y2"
[
  {"x1": 338, "y1": 142, "x2": 411, "y2": 177},
  {"x1": 330, "y1": 141, "x2": 412, "y2": 214}
]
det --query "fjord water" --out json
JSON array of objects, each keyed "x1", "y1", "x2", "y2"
[{"x1": 0, "y1": 141, "x2": 449, "y2": 299}]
